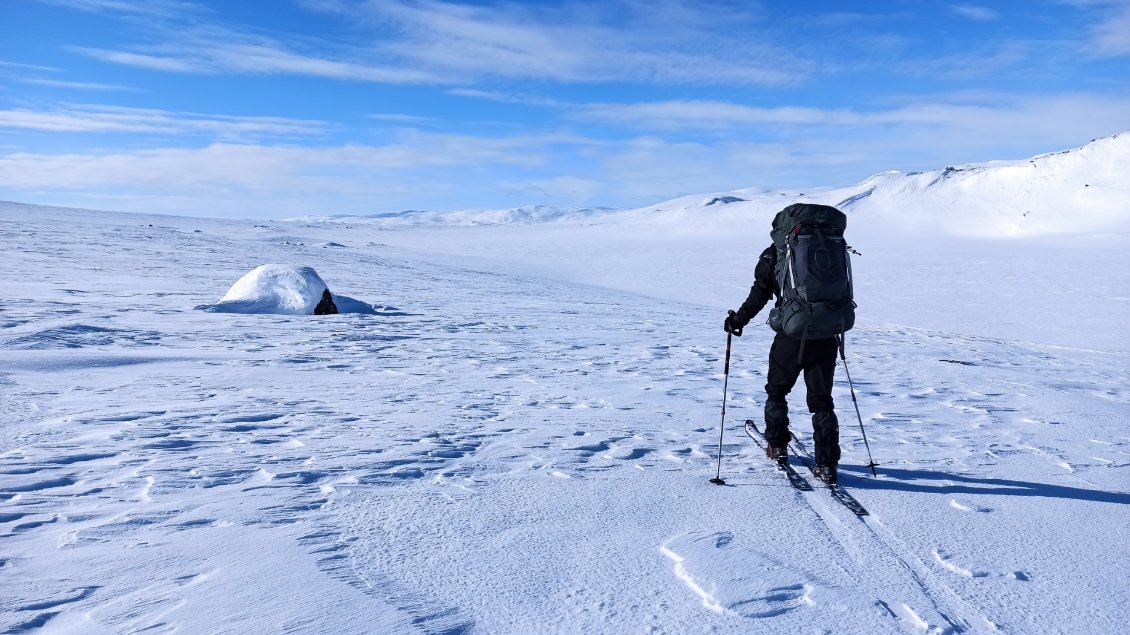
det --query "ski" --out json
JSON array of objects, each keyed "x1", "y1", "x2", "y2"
[
  {"x1": 787, "y1": 432, "x2": 870, "y2": 517},
  {"x1": 743, "y1": 420, "x2": 813, "y2": 491}
]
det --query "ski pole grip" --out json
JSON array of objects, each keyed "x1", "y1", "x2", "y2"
[{"x1": 727, "y1": 310, "x2": 743, "y2": 337}]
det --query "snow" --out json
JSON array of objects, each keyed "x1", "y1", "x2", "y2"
[
  {"x1": 199, "y1": 263, "x2": 378, "y2": 315},
  {"x1": 1, "y1": 133, "x2": 1129, "y2": 634},
  {"x1": 208, "y1": 264, "x2": 332, "y2": 315}
]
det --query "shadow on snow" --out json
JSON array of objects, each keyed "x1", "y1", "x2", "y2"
[{"x1": 839, "y1": 465, "x2": 1130, "y2": 506}]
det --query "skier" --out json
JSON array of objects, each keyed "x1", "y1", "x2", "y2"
[{"x1": 724, "y1": 206, "x2": 849, "y2": 485}]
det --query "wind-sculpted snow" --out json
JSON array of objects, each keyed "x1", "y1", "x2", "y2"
[
  {"x1": 0, "y1": 203, "x2": 1127, "y2": 633},
  {"x1": 198, "y1": 263, "x2": 378, "y2": 315}
]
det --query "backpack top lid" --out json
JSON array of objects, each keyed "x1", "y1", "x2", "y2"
[{"x1": 770, "y1": 203, "x2": 847, "y2": 249}]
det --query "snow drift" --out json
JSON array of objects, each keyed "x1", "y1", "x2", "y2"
[{"x1": 199, "y1": 264, "x2": 376, "y2": 315}]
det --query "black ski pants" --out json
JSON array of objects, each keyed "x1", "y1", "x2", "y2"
[{"x1": 763, "y1": 333, "x2": 841, "y2": 466}]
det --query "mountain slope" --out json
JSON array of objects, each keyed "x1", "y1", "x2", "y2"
[{"x1": 627, "y1": 132, "x2": 1130, "y2": 238}]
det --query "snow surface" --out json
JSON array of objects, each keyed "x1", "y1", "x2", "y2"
[{"x1": 1, "y1": 135, "x2": 1129, "y2": 634}]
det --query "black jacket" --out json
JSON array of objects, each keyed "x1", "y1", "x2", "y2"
[{"x1": 732, "y1": 245, "x2": 778, "y2": 329}]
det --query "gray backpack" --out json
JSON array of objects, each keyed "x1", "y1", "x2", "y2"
[{"x1": 767, "y1": 203, "x2": 856, "y2": 340}]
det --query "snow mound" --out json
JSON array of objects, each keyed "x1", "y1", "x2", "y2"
[{"x1": 199, "y1": 264, "x2": 376, "y2": 315}]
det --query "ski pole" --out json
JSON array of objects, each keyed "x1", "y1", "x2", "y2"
[
  {"x1": 711, "y1": 312, "x2": 741, "y2": 485},
  {"x1": 837, "y1": 334, "x2": 879, "y2": 476}
]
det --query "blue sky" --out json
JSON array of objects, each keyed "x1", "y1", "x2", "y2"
[{"x1": 2, "y1": 0, "x2": 1129, "y2": 218}]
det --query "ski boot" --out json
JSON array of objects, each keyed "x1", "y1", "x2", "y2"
[
  {"x1": 814, "y1": 464, "x2": 838, "y2": 485},
  {"x1": 766, "y1": 443, "x2": 788, "y2": 466}
]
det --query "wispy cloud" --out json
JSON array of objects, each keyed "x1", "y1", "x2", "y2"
[
  {"x1": 0, "y1": 104, "x2": 329, "y2": 137},
  {"x1": 20, "y1": 78, "x2": 138, "y2": 91},
  {"x1": 3, "y1": 94, "x2": 1126, "y2": 218},
  {"x1": 0, "y1": 60, "x2": 64, "y2": 72},
  {"x1": 893, "y1": 42, "x2": 1030, "y2": 81},
  {"x1": 72, "y1": 41, "x2": 442, "y2": 83},
  {"x1": 446, "y1": 88, "x2": 562, "y2": 107},
  {"x1": 365, "y1": 0, "x2": 806, "y2": 85},
  {"x1": 0, "y1": 130, "x2": 591, "y2": 187},
  {"x1": 33, "y1": 0, "x2": 203, "y2": 18},
  {"x1": 1091, "y1": 3, "x2": 1130, "y2": 55},
  {"x1": 71, "y1": 48, "x2": 203, "y2": 73},
  {"x1": 572, "y1": 94, "x2": 1130, "y2": 139},
  {"x1": 368, "y1": 113, "x2": 443, "y2": 126},
  {"x1": 951, "y1": 5, "x2": 1001, "y2": 21},
  {"x1": 56, "y1": 0, "x2": 808, "y2": 87},
  {"x1": 574, "y1": 101, "x2": 864, "y2": 129},
  {"x1": 0, "y1": 130, "x2": 598, "y2": 217}
]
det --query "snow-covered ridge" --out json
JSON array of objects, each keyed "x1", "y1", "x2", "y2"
[
  {"x1": 834, "y1": 132, "x2": 1128, "y2": 236},
  {"x1": 626, "y1": 132, "x2": 1130, "y2": 238},
  {"x1": 3, "y1": 132, "x2": 1127, "y2": 238},
  {"x1": 289, "y1": 204, "x2": 621, "y2": 227},
  {"x1": 281, "y1": 131, "x2": 1128, "y2": 237}
]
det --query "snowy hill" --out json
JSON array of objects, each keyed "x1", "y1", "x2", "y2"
[
  {"x1": 623, "y1": 132, "x2": 1130, "y2": 238},
  {"x1": 284, "y1": 130, "x2": 1130, "y2": 237},
  {"x1": 291, "y1": 204, "x2": 621, "y2": 227},
  {"x1": 6, "y1": 132, "x2": 1127, "y2": 238},
  {"x1": 281, "y1": 132, "x2": 1130, "y2": 238}
]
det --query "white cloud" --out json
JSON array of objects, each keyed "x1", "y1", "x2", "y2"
[
  {"x1": 72, "y1": 48, "x2": 204, "y2": 73},
  {"x1": 574, "y1": 101, "x2": 865, "y2": 129},
  {"x1": 0, "y1": 105, "x2": 329, "y2": 137},
  {"x1": 4, "y1": 97, "x2": 1126, "y2": 218},
  {"x1": 571, "y1": 94, "x2": 1130, "y2": 142},
  {"x1": 366, "y1": 0, "x2": 805, "y2": 85},
  {"x1": 893, "y1": 43, "x2": 1030, "y2": 80},
  {"x1": 1091, "y1": 4, "x2": 1130, "y2": 55},
  {"x1": 0, "y1": 132, "x2": 582, "y2": 189},
  {"x1": 368, "y1": 113, "x2": 442, "y2": 125},
  {"x1": 73, "y1": 42, "x2": 441, "y2": 83},
  {"x1": 499, "y1": 175, "x2": 602, "y2": 204},
  {"x1": 0, "y1": 132, "x2": 599, "y2": 216},
  {"x1": 33, "y1": 0, "x2": 201, "y2": 17},
  {"x1": 446, "y1": 88, "x2": 562, "y2": 107},
  {"x1": 57, "y1": 0, "x2": 807, "y2": 86},
  {"x1": 0, "y1": 60, "x2": 64, "y2": 72},
  {"x1": 951, "y1": 5, "x2": 1000, "y2": 21},
  {"x1": 20, "y1": 78, "x2": 137, "y2": 91}
]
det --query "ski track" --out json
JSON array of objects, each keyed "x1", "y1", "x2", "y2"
[{"x1": 1, "y1": 214, "x2": 1128, "y2": 632}]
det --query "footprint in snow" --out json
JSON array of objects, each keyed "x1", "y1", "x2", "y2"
[{"x1": 932, "y1": 547, "x2": 997, "y2": 579}]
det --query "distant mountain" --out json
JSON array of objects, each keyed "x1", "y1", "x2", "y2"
[
  {"x1": 6, "y1": 132, "x2": 1126, "y2": 238},
  {"x1": 290, "y1": 204, "x2": 622, "y2": 227},
  {"x1": 631, "y1": 131, "x2": 1129, "y2": 238},
  {"x1": 293, "y1": 132, "x2": 1128, "y2": 237}
]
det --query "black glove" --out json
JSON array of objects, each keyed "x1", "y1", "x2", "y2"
[{"x1": 724, "y1": 312, "x2": 744, "y2": 336}]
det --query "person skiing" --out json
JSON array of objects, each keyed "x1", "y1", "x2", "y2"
[{"x1": 723, "y1": 203, "x2": 854, "y2": 485}]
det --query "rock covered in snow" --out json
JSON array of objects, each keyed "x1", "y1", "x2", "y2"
[
  {"x1": 314, "y1": 289, "x2": 338, "y2": 315},
  {"x1": 704, "y1": 196, "x2": 746, "y2": 206},
  {"x1": 200, "y1": 264, "x2": 373, "y2": 315}
]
